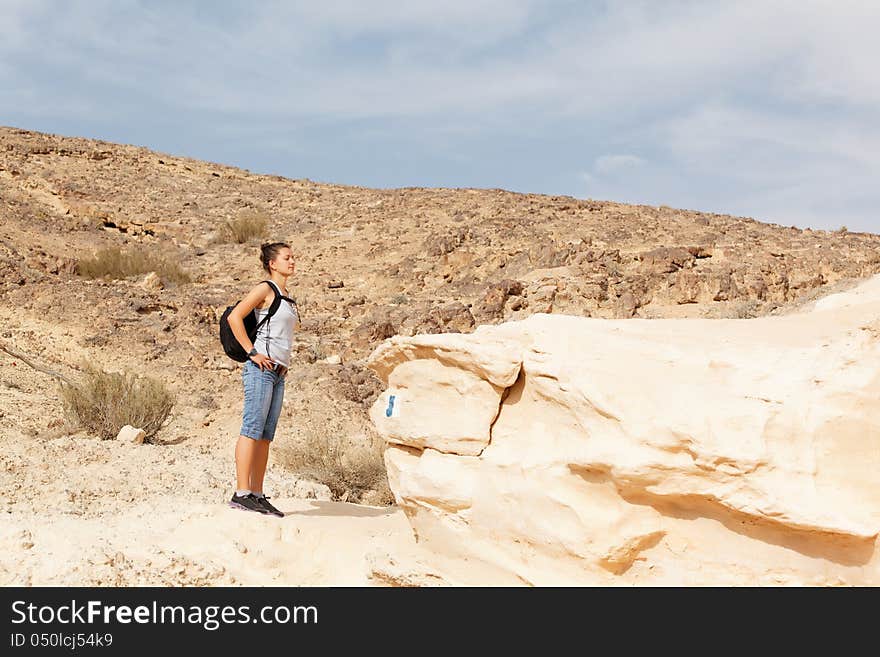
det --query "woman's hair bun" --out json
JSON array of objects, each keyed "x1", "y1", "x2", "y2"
[{"x1": 259, "y1": 241, "x2": 292, "y2": 273}]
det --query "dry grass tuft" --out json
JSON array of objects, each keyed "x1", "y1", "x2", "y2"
[
  {"x1": 730, "y1": 299, "x2": 762, "y2": 319},
  {"x1": 283, "y1": 433, "x2": 393, "y2": 505},
  {"x1": 219, "y1": 211, "x2": 269, "y2": 244},
  {"x1": 76, "y1": 246, "x2": 191, "y2": 283},
  {"x1": 59, "y1": 362, "x2": 174, "y2": 442}
]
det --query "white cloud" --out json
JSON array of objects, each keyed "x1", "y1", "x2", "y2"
[
  {"x1": 4, "y1": 1, "x2": 879, "y2": 121},
  {"x1": 662, "y1": 102, "x2": 880, "y2": 177},
  {"x1": 1, "y1": 1, "x2": 879, "y2": 231},
  {"x1": 257, "y1": 0, "x2": 538, "y2": 45},
  {"x1": 655, "y1": 100, "x2": 880, "y2": 230},
  {"x1": 578, "y1": 171, "x2": 596, "y2": 187},
  {"x1": 0, "y1": 0, "x2": 46, "y2": 48},
  {"x1": 594, "y1": 155, "x2": 645, "y2": 175},
  {"x1": 0, "y1": 0, "x2": 552, "y2": 118}
]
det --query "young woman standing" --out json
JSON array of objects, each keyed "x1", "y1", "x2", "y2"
[{"x1": 225, "y1": 242, "x2": 299, "y2": 517}]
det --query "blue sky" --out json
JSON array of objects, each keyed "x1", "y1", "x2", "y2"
[{"x1": 2, "y1": 1, "x2": 878, "y2": 232}]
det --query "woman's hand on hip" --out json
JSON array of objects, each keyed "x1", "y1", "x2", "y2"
[{"x1": 250, "y1": 353, "x2": 277, "y2": 371}]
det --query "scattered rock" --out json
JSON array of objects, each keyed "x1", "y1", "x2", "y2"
[
  {"x1": 474, "y1": 286, "x2": 508, "y2": 320},
  {"x1": 425, "y1": 227, "x2": 470, "y2": 256},
  {"x1": 637, "y1": 246, "x2": 695, "y2": 274},
  {"x1": 473, "y1": 279, "x2": 525, "y2": 320},
  {"x1": 529, "y1": 284, "x2": 557, "y2": 314},
  {"x1": 116, "y1": 425, "x2": 145, "y2": 444},
  {"x1": 350, "y1": 317, "x2": 397, "y2": 351},
  {"x1": 615, "y1": 291, "x2": 639, "y2": 318},
  {"x1": 337, "y1": 363, "x2": 384, "y2": 405},
  {"x1": 141, "y1": 271, "x2": 163, "y2": 291},
  {"x1": 421, "y1": 301, "x2": 475, "y2": 334},
  {"x1": 529, "y1": 243, "x2": 568, "y2": 268}
]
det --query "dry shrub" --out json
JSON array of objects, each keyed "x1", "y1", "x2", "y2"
[
  {"x1": 59, "y1": 363, "x2": 174, "y2": 442},
  {"x1": 284, "y1": 433, "x2": 393, "y2": 505},
  {"x1": 219, "y1": 211, "x2": 269, "y2": 244},
  {"x1": 731, "y1": 299, "x2": 761, "y2": 319},
  {"x1": 77, "y1": 246, "x2": 191, "y2": 284}
]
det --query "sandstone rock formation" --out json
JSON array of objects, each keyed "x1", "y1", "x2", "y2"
[{"x1": 368, "y1": 275, "x2": 880, "y2": 585}]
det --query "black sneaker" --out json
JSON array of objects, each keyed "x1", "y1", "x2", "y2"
[
  {"x1": 255, "y1": 495, "x2": 284, "y2": 518},
  {"x1": 228, "y1": 493, "x2": 268, "y2": 514}
]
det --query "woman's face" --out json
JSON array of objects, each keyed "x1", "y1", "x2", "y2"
[{"x1": 271, "y1": 247, "x2": 296, "y2": 275}]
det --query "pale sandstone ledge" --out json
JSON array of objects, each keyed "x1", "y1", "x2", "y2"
[{"x1": 366, "y1": 274, "x2": 880, "y2": 585}]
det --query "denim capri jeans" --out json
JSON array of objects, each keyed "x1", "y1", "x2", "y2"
[{"x1": 239, "y1": 359, "x2": 285, "y2": 441}]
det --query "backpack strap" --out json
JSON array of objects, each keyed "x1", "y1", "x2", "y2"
[
  {"x1": 255, "y1": 280, "x2": 284, "y2": 360},
  {"x1": 263, "y1": 280, "x2": 283, "y2": 318},
  {"x1": 251, "y1": 280, "x2": 282, "y2": 333}
]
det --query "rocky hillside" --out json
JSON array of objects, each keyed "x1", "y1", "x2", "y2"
[
  {"x1": 4, "y1": 125, "x2": 880, "y2": 585},
  {"x1": 1, "y1": 123, "x2": 879, "y2": 465}
]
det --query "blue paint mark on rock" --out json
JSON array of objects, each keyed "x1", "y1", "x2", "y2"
[{"x1": 385, "y1": 394, "x2": 396, "y2": 418}]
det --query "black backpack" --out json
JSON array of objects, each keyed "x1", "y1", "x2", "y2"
[{"x1": 219, "y1": 280, "x2": 283, "y2": 362}]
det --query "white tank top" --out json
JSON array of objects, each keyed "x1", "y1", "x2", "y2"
[{"x1": 252, "y1": 280, "x2": 299, "y2": 367}]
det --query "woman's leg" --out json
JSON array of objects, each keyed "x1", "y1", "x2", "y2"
[
  {"x1": 235, "y1": 436, "x2": 259, "y2": 492},
  {"x1": 237, "y1": 361, "x2": 274, "y2": 493},
  {"x1": 249, "y1": 439, "x2": 271, "y2": 495},
  {"x1": 250, "y1": 375, "x2": 285, "y2": 495}
]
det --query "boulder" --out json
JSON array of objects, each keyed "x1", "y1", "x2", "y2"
[
  {"x1": 368, "y1": 332, "x2": 522, "y2": 456},
  {"x1": 140, "y1": 271, "x2": 163, "y2": 291},
  {"x1": 473, "y1": 285, "x2": 508, "y2": 321},
  {"x1": 637, "y1": 246, "x2": 695, "y2": 274},
  {"x1": 367, "y1": 275, "x2": 880, "y2": 585},
  {"x1": 425, "y1": 227, "x2": 470, "y2": 256},
  {"x1": 421, "y1": 301, "x2": 475, "y2": 334},
  {"x1": 116, "y1": 425, "x2": 145, "y2": 445},
  {"x1": 350, "y1": 317, "x2": 397, "y2": 350}
]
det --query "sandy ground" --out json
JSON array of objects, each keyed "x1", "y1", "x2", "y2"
[
  {"x1": 0, "y1": 303, "x2": 463, "y2": 587},
  {"x1": 1, "y1": 494, "x2": 439, "y2": 587},
  {"x1": 0, "y1": 361, "x2": 446, "y2": 587}
]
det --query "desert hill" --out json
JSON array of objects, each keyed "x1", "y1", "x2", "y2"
[{"x1": 1, "y1": 125, "x2": 878, "y2": 585}]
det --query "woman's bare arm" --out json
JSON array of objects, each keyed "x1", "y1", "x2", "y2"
[{"x1": 227, "y1": 282, "x2": 272, "y2": 356}]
